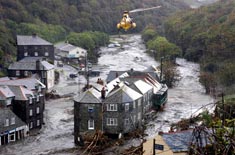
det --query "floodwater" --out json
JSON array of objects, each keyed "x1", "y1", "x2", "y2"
[{"x1": 0, "y1": 34, "x2": 213, "y2": 155}]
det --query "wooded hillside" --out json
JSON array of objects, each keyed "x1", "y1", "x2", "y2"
[{"x1": 164, "y1": 0, "x2": 235, "y2": 93}]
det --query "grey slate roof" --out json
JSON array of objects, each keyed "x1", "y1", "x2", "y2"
[
  {"x1": 0, "y1": 108, "x2": 26, "y2": 133},
  {"x1": 0, "y1": 77, "x2": 10, "y2": 82},
  {"x1": 55, "y1": 42, "x2": 86, "y2": 52},
  {"x1": 8, "y1": 85, "x2": 34, "y2": 101},
  {"x1": 0, "y1": 77, "x2": 46, "y2": 90},
  {"x1": 55, "y1": 43, "x2": 77, "y2": 52},
  {"x1": 105, "y1": 82, "x2": 142, "y2": 103},
  {"x1": 106, "y1": 70, "x2": 160, "y2": 83},
  {"x1": 0, "y1": 85, "x2": 15, "y2": 99},
  {"x1": 162, "y1": 130, "x2": 193, "y2": 152},
  {"x1": 17, "y1": 35, "x2": 52, "y2": 46},
  {"x1": 8, "y1": 57, "x2": 54, "y2": 70},
  {"x1": 74, "y1": 88, "x2": 101, "y2": 103}
]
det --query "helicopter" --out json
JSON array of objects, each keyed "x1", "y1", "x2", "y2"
[{"x1": 117, "y1": 6, "x2": 161, "y2": 31}]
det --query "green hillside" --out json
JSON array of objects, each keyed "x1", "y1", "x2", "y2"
[{"x1": 164, "y1": 0, "x2": 235, "y2": 93}]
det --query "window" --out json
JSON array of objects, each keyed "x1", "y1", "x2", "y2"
[
  {"x1": 24, "y1": 52, "x2": 28, "y2": 56},
  {"x1": 133, "y1": 115, "x2": 136, "y2": 123},
  {"x1": 37, "y1": 119, "x2": 40, "y2": 126},
  {"x1": 107, "y1": 104, "x2": 117, "y2": 111},
  {"x1": 138, "y1": 99, "x2": 141, "y2": 107},
  {"x1": 9, "y1": 133, "x2": 15, "y2": 142},
  {"x1": 34, "y1": 52, "x2": 38, "y2": 56},
  {"x1": 11, "y1": 117, "x2": 15, "y2": 125},
  {"x1": 88, "y1": 120, "x2": 94, "y2": 130},
  {"x1": 107, "y1": 118, "x2": 118, "y2": 126},
  {"x1": 30, "y1": 122, "x2": 33, "y2": 129},
  {"x1": 88, "y1": 105, "x2": 94, "y2": 113},
  {"x1": 29, "y1": 109, "x2": 33, "y2": 116},
  {"x1": 38, "y1": 86, "x2": 42, "y2": 92},
  {"x1": 138, "y1": 112, "x2": 141, "y2": 120},
  {"x1": 24, "y1": 71, "x2": 28, "y2": 76},
  {"x1": 36, "y1": 95, "x2": 40, "y2": 102},
  {"x1": 45, "y1": 52, "x2": 49, "y2": 56},
  {"x1": 5, "y1": 119, "x2": 9, "y2": 127},
  {"x1": 133, "y1": 101, "x2": 136, "y2": 109},
  {"x1": 125, "y1": 103, "x2": 129, "y2": 111},
  {"x1": 24, "y1": 46, "x2": 27, "y2": 50},
  {"x1": 6, "y1": 99, "x2": 11, "y2": 106},
  {"x1": 125, "y1": 118, "x2": 129, "y2": 125},
  {"x1": 16, "y1": 70, "x2": 20, "y2": 76},
  {"x1": 36, "y1": 107, "x2": 40, "y2": 114},
  {"x1": 29, "y1": 97, "x2": 32, "y2": 104}
]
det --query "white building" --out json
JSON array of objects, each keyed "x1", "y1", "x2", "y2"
[{"x1": 55, "y1": 42, "x2": 87, "y2": 60}]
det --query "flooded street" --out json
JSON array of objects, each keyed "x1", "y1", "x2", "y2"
[{"x1": 0, "y1": 34, "x2": 213, "y2": 155}]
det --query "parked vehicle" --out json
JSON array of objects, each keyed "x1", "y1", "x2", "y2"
[
  {"x1": 69, "y1": 73, "x2": 77, "y2": 78},
  {"x1": 57, "y1": 61, "x2": 63, "y2": 67}
]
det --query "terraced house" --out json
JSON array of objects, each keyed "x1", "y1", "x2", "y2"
[
  {"x1": 0, "y1": 108, "x2": 28, "y2": 146},
  {"x1": 0, "y1": 78, "x2": 46, "y2": 130},
  {"x1": 74, "y1": 72, "x2": 157, "y2": 145},
  {"x1": 8, "y1": 57, "x2": 55, "y2": 90}
]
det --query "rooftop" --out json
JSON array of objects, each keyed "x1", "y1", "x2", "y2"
[
  {"x1": 55, "y1": 42, "x2": 86, "y2": 52},
  {"x1": 8, "y1": 85, "x2": 34, "y2": 101},
  {"x1": 8, "y1": 57, "x2": 54, "y2": 70},
  {"x1": 0, "y1": 77, "x2": 46, "y2": 91},
  {"x1": 17, "y1": 35, "x2": 52, "y2": 46},
  {"x1": 0, "y1": 108, "x2": 26, "y2": 133},
  {"x1": 0, "y1": 85, "x2": 15, "y2": 99}
]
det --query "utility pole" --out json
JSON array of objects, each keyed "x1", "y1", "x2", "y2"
[
  {"x1": 85, "y1": 52, "x2": 89, "y2": 90},
  {"x1": 222, "y1": 92, "x2": 225, "y2": 126},
  {"x1": 160, "y1": 57, "x2": 163, "y2": 82},
  {"x1": 153, "y1": 139, "x2": 155, "y2": 155}
]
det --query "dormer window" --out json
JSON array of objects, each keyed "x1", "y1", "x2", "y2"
[
  {"x1": 5, "y1": 119, "x2": 9, "y2": 127},
  {"x1": 11, "y1": 117, "x2": 15, "y2": 125}
]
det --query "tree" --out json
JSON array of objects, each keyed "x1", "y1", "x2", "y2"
[
  {"x1": 199, "y1": 72, "x2": 217, "y2": 94},
  {"x1": 162, "y1": 60, "x2": 180, "y2": 88},
  {"x1": 147, "y1": 36, "x2": 182, "y2": 60},
  {"x1": 141, "y1": 27, "x2": 158, "y2": 42}
]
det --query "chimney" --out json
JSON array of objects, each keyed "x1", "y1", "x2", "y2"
[
  {"x1": 116, "y1": 72, "x2": 118, "y2": 78},
  {"x1": 32, "y1": 33, "x2": 37, "y2": 38},
  {"x1": 101, "y1": 87, "x2": 106, "y2": 99}
]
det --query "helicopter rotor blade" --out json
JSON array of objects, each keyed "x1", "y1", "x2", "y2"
[{"x1": 129, "y1": 5, "x2": 161, "y2": 13}]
